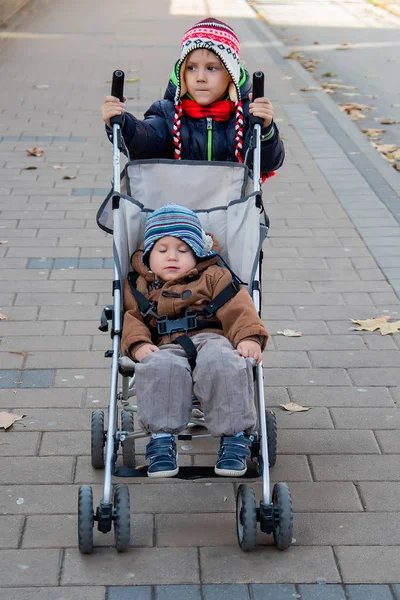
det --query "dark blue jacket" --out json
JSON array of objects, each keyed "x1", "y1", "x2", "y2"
[{"x1": 108, "y1": 69, "x2": 284, "y2": 175}]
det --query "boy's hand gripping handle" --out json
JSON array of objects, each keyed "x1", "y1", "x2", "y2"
[
  {"x1": 252, "y1": 71, "x2": 265, "y2": 128},
  {"x1": 110, "y1": 70, "x2": 125, "y2": 127}
]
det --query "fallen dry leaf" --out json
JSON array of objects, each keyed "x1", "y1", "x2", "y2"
[
  {"x1": 8, "y1": 351, "x2": 29, "y2": 357},
  {"x1": 283, "y1": 50, "x2": 303, "y2": 61},
  {"x1": 26, "y1": 147, "x2": 44, "y2": 157},
  {"x1": 350, "y1": 315, "x2": 391, "y2": 333},
  {"x1": 379, "y1": 118, "x2": 400, "y2": 125},
  {"x1": 373, "y1": 143, "x2": 398, "y2": 155},
  {"x1": 62, "y1": 175, "x2": 76, "y2": 180},
  {"x1": 336, "y1": 42, "x2": 353, "y2": 50},
  {"x1": 393, "y1": 150, "x2": 400, "y2": 160},
  {"x1": 0, "y1": 412, "x2": 25, "y2": 430},
  {"x1": 0, "y1": 240, "x2": 8, "y2": 245},
  {"x1": 23, "y1": 166, "x2": 38, "y2": 170},
  {"x1": 321, "y1": 83, "x2": 357, "y2": 91},
  {"x1": 277, "y1": 329, "x2": 302, "y2": 337},
  {"x1": 300, "y1": 87, "x2": 322, "y2": 92},
  {"x1": 394, "y1": 163, "x2": 400, "y2": 171},
  {"x1": 280, "y1": 402, "x2": 311, "y2": 413},
  {"x1": 0, "y1": 314, "x2": 9, "y2": 320},
  {"x1": 323, "y1": 72, "x2": 337, "y2": 77},
  {"x1": 379, "y1": 321, "x2": 400, "y2": 335},
  {"x1": 362, "y1": 128, "x2": 387, "y2": 138},
  {"x1": 339, "y1": 103, "x2": 373, "y2": 121},
  {"x1": 52, "y1": 164, "x2": 66, "y2": 170}
]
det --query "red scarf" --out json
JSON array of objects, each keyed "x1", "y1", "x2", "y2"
[{"x1": 181, "y1": 98, "x2": 235, "y2": 121}]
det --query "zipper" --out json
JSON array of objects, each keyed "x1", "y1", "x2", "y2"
[{"x1": 206, "y1": 117, "x2": 213, "y2": 161}]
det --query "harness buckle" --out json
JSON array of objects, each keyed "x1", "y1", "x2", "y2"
[
  {"x1": 140, "y1": 301, "x2": 158, "y2": 319},
  {"x1": 157, "y1": 310, "x2": 198, "y2": 336}
]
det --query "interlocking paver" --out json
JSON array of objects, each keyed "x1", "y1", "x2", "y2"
[
  {"x1": 346, "y1": 584, "x2": 394, "y2": 600},
  {"x1": 0, "y1": 588, "x2": 106, "y2": 600},
  {"x1": 298, "y1": 585, "x2": 346, "y2": 600},
  {"x1": 251, "y1": 584, "x2": 296, "y2": 600},
  {"x1": 336, "y1": 546, "x2": 400, "y2": 583},
  {"x1": 0, "y1": 550, "x2": 61, "y2": 586},
  {"x1": 200, "y1": 547, "x2": 340, "y2": 583},
  {"x1": 62, "y1": 548, "x2": 199, "y2": 586}
]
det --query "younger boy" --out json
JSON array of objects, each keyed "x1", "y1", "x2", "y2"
[
  {"x1": 102, "y1": 18, "x2": 284, "y2": 176},
  {"x1": 122, "y1": 203, "x2": 268, "y2": 478}
]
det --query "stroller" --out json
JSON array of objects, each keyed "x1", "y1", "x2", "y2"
[{"x1": 77, "y1": 71, "x2": 293, "y2": 554}]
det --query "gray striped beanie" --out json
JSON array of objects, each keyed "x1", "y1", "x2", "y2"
[{"x1": 142, "y1": 203, "x2": 215, "y2": 267}]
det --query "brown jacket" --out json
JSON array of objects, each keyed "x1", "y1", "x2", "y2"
[{"x1": 121, "y1": 236, "x2": 268, "y2": 357}]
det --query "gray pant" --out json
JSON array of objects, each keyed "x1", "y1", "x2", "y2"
[{"x1": 135, "y1": 333, "x2": 257, "y2": 436}]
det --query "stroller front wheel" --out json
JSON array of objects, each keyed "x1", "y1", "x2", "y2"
[
  {"x1": 236, "y1": 484, "x2": 257, "y2": 552},
  {"x1": 78, "y1": 485, "x2": 94, "y2": 554},
  {"x1": 113, "y1": 484, "x2": 131, "y2": 552},
  {"x1": 121, "y1": 409, "x2": 135, "y2": 467},
  {"x1": 272, "y1": 482, "x2": 293, "y2": 550},
  {"x1": 91, "y1": 410, "x2": 105, "y2": 469},
  {"x1": 265, "y1": 409, "x2": 277, "y2": 468}
]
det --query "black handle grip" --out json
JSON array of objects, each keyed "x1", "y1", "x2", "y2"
[
  {"x1": 110, "y1": 70, "x2": 125, "y2": 128},
  {"x1": 252, "y1": 71, "x2": 264, "y2": 101},
  {"x1": 251, "y1": 71, "x2": 265, "y2": 128},
  {"x1": 111, "y1": 70, "x2": 125, "y2": 101}
]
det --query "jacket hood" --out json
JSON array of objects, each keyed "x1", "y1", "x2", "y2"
[
  {"x1": 131, "y1": 232, "x2": 222, "y2": 282},
  {"x1": 164, "y1": 63, "x2": 252, "y2": 103}
]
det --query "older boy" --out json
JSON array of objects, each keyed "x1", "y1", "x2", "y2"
[{"x1": 102, "y1": 18, "x2": 284, "y2": 175}]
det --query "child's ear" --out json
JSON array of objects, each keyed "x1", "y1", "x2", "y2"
[{"x1": 228, "y1": 82, "x2": 238, "y2": 102}]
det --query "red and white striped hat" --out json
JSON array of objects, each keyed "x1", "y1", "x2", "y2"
[{"x1": 175, "y1": 18, "x2": 241, "y2": 103}]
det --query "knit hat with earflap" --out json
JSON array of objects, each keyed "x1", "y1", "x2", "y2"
[
  {"x1": 172, "y1": 18, "x2": 244, "y2": 163},
  {"x1": 142, "y1": 203, "x2": 216, "y2": 268}
]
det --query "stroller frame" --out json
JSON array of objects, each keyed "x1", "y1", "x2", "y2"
[{"x1": 78, "y1": 72, "x2": 293, "y2": 554}]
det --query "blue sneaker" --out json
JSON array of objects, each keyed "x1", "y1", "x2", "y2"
[
  {"x1": 145, "y1": 435, "x2": 179, "y2": 478},
  {"x1": 214, "y1": 435, "x2": 252, "y2": 477}
]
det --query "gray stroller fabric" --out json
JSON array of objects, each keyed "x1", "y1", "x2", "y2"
[{"x1": 97, "y1": 159, "x2": 267, "y2": 285}]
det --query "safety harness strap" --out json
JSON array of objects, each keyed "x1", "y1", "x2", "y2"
[
  {"x1": 172, "y1": 335, "x2": 197, "y2": 369},
  {"x1": 202, "y1": 278, "x2": 241, "y2": 318}
]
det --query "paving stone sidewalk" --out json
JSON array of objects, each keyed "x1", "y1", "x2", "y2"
[{"x1": 1, "y1": 0, "x2": 400, "y2": 597}]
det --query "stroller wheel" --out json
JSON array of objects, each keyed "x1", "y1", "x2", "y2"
[
  {"x1": 121, "y1": 410, "x2": 135, "y2": 467},
  {"x1": 236, "y1": 484, "x2": 257, "y2": 552},
  {"x1": 265, "y1": 409, "x2": 277, "y2": 467},
  {"x1": 113, "y1": 484, "x2": 131, "y2": 552},
  {"x1": 91, "y1": 410, "x2": 105, "y2": 469},
  {"x1": 78, "y1": 485, "x2": 94, "y2": 554},
  {"x1": 272, "y1": 482, "x2": 293, "y2": 550}
]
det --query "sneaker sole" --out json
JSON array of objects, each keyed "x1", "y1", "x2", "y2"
[
  {"x1": 147, "y1": 466, "x2": 179, "y2": 478},
  {"x1": 214, "y1": 465, "x2": 247, "y2": 477}
]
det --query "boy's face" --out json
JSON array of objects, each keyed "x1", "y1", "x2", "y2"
[
  {"x1": 149, "y1": 236, "x2": 197, "y2": 281},
  {"x1": 184, "y1": 49, "x2": 231, "y2": 106}
]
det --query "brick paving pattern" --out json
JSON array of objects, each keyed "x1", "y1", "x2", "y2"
[{"x1": 1, "y1": 0, "x2": 400, "y2": 596}]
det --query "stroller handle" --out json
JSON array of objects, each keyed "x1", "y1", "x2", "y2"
[
  {"x1": 110, "y1": 70, "x2": 125, "y2": 127},
  {"x1": 252, "y1": 71, "x2": 265, "y2": 128}
]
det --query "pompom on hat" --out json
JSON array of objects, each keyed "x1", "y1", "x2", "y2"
[
  {"x1": 172, "y1": 19, "x2": 244, "y2": 164},
  {"x1": 142, "y1": 203, "x2": 216, "y2": 268}
]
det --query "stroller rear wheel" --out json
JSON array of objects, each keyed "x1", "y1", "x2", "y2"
[
  {"x1": 236, "y1": 484, "x2": 257, "y2": 551},
  {"x1": 91, "y1": 410, "x2": 105, "y2": 469},
  {"x1": 78, "y1": 485, "x2": 94, "y2": 554},
  {"x1": 272, "y1": 482, "x2": 293, "y2": 550},
  {"x1": 121, "y1": 409, "x2": 135, "y2": 467},
  {"x1": 265, "y1": 409, "x2": 277, "y2": 467},
  {"x1": 113, "y1": 484, "x2": 131, "y2": 552}
]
